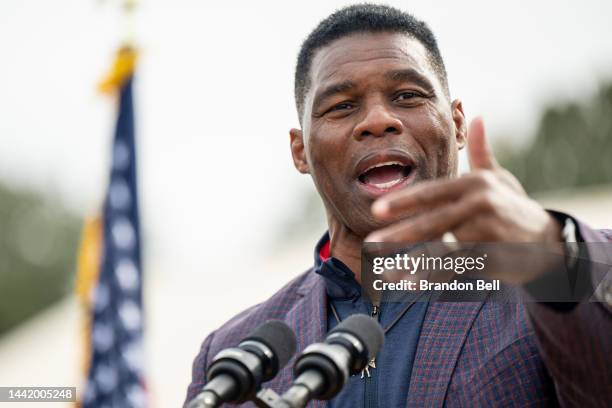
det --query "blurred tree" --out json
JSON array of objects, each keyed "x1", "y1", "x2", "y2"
[
  {"x1": 499, "y1": 81, "x2": 612, "y2": 193},
  {"x1": 0, "y1": 183, "x2": 80, "y2": 336}
]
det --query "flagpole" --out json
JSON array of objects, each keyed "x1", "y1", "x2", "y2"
[
  {"x1": 121, "y1": 0, "x2": 138, "y2": 49},
  {"x1": 76, "y1": 1, "x2": 145, "y2": 406}
]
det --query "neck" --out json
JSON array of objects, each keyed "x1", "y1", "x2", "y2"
[{"x1": 327, "y1": 217, "x2": 364, "y2": 283}]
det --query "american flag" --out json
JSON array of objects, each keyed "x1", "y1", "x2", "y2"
[{"x1": 82, "y1": 58, "x2": 147, "y2": 408}]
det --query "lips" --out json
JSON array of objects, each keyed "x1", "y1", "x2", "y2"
[{"x1": 354, "y1": 150, "x2": 415, "y2": 195}]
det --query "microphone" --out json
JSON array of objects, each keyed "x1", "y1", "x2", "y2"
[
  {"x1": 279, "y1": 314, "x2": 384, "y2": 408},
  {"x1": 187, "y1": 320, "x2": 297, "y2": 408}
]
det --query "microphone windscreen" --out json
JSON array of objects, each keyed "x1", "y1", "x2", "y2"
[
  {"x1": 244, "y1": 320, "x2": 297, "y2": 369},
  {"x1": 329, "y1": 314, "x2": 384, "y2": 359}
]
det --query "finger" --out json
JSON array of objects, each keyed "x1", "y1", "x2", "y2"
[
  {"x1": 372, "y1": 172, "x2": 491, "y2": 219},
  {"x1": 468, "y1": 116, "x2": 498, "y2": 170},
  {"x1": 367, "y1": 194, "x2": 485, "y2": 243},
  {"x1": 452, "y1": 214, "x2": 500, "y2": 241}
]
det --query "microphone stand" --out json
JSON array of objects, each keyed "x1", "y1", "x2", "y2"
[
  {"x1": 254, "y1": 387, "x2": 292, "y2": 408},
  {"x1": 254, "y1": 370, "x2": 325, "y2": 408},
  {"x1": 189, "y1": 386, "x2": 289, "y2": 408},
  {"x1": 186, "y1": 374, "x2": 241, "y2": 408},
  {"x1": 187, "y1": 390, "x2": 220, "y2": 408}
]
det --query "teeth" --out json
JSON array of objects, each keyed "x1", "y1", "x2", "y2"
[
  {"x1": 364, "y1": 161, "x2": 404, "y2": 173},
  {"x1": 371, "y1": 178, "x2": 404, "y2": 189}
]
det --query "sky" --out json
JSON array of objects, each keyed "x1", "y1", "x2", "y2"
[{"x1": 1, "y1": 0, "x2": 612, "y2": 276}]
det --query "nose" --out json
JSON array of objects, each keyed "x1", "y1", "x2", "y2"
[{"x1": 352, "y1": 103, "x2": 404, "y2": 140}]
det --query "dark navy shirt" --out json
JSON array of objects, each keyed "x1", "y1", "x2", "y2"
[{"x1": 313, "y1": 233, "x2": 429, "y2": 408}]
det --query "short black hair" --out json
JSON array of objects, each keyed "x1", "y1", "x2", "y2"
[{"x1": 294, "y1": 3, "x2": 448, "y2": 118}]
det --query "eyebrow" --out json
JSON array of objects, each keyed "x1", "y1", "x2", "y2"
[
  {"x1": 385, "y1": 68, "x2": 435, "y2": 92},
  {"x1": 312, "y1": 80, "x2": 355, "y2": 109},
  {"x1": 311, "y1": 68, "x2": 435, "y2": 110}
]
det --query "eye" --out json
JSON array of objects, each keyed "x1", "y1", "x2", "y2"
[
  {"x1": 330, "y1": 102, "x2": 354, "y2": 111},
  {"x1": 394, "y1": 91, "x2": 421, "y2": 101}
]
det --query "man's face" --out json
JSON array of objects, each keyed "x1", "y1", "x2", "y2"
[{"x1": 290, "y1": 32, "x2": 466, "y2": 237}]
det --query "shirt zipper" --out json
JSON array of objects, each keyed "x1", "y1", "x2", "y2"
[
  {"x1": 371, "y1": 304, "x2": 379, "y2": 318},
  {"x1": 365, "y1": 302, "x2": 380, "y2": 408}
]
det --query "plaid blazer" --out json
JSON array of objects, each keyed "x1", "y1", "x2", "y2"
[{"x1": 185, "y1": 224, "x2": 612, "y2": 407}]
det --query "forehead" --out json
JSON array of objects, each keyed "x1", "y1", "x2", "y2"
[{"x1": 309, "y1": 32, "x2": 435, "y2": 91}]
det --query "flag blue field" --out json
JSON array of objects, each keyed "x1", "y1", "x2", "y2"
[{"x1": 81, "y1": 49, "x2": 147, "y2": 408}]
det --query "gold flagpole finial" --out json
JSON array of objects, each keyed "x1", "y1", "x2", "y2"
[
  {"x1": 97, "y1": 46, "x2": 138, "y2": 94},
  {"x1": 96, "y1": 0, "x2": 139, "y2": 93}
]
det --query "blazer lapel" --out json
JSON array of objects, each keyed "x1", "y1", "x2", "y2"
[
  {"x1": 406, "y1": 301, "x2": 485, "y2": 407},
  {"x1": 266, "y1": 270, "x2": 328, "y2": 407},
  {"x1": 290, "y1": 269, "x2": 327, "y2": 352}
]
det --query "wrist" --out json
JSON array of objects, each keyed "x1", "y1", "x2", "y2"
[{"x1": 543, "y1": 212, "x2": 564, "y2": 243}]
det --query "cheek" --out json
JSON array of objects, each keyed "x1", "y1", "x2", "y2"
[
  {"x1": 406, "y1": 103, "x2": 457, "y2": 177},
  {"x1": 306, "y1": 122, "x2": 353, "y2": 195},
  {"x1": 307, "y1": 121, "x2": 351, "y2": 176}
]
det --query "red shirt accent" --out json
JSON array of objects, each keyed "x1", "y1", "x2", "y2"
[{"x1": 319, "y1": 239, "x2": 331, "y2": 261}]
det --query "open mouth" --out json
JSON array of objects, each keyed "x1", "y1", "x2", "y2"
[{"x1": 358, "y1": 161, "x2": 413, "y2": 190}]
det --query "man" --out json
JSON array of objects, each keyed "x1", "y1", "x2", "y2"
[{"x1": 185, "y1": 4, "x2": 612, "y2": 407}]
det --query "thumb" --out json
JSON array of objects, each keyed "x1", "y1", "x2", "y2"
[{"x1": 468, "y1": 116, "x2": 498, "y2": 170}]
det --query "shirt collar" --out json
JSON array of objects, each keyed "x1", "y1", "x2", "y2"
[{"x1": 313, "y1": 232, "x2": 362, "y2": 301}]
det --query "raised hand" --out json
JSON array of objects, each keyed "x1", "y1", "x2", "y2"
[{"x1": 367, "y1": 117, "x2": 562, "y2": 245}]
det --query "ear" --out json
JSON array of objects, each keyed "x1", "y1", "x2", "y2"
[
  {"x1": 451, "y1": 99, "x2": 467, "y2": 150},
  {"x1": 289, "y1": 128, "x2": 310, "y2": 174}
]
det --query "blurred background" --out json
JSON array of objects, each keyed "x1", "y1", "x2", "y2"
[{"x1": 1, "y1": 0, "x2": 611, "y2": 407}]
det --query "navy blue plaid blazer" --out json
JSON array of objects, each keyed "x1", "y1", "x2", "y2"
[{"x1": 185, "y1": 222, "x2": 612, "y2": 407}]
